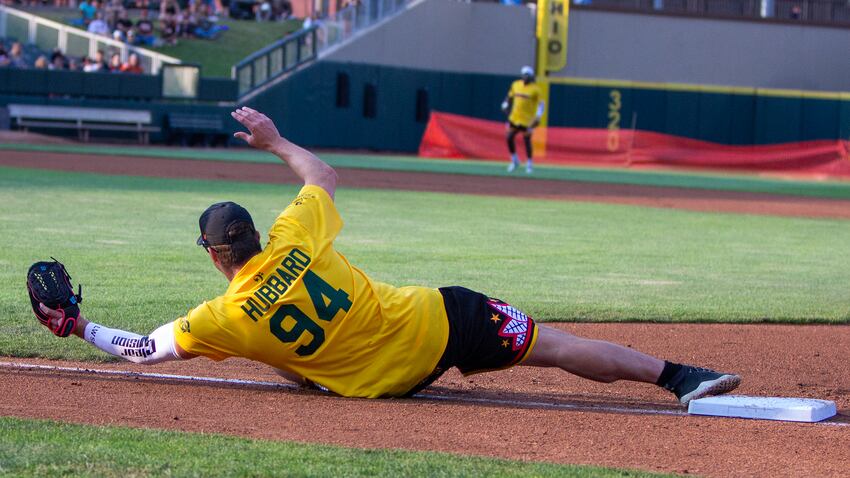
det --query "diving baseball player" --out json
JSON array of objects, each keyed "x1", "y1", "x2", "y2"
[{"x1": 32, "y1": 107, "x2": 741, "y2": 405}]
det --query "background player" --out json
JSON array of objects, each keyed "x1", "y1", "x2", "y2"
[
  {"x1": 35, "y1": 107, "x2": 741, "y2": 405},
  {"x1": 502, "y1": 66, "x2": 545, "y2": 173}
]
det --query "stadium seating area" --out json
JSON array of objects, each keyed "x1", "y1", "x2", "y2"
[
  {"x1": 67, "y1": 0, "x2": 228, "y2": 46},
  {"x1": 0, "y1": 36, "x2": 154, "y2": 73}
]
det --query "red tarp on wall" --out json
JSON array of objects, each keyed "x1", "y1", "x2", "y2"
[{"x1": 419, "y1": 111, "x2": 850, "y2": 179}]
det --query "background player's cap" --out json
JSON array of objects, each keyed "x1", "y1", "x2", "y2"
[
  {"x1": 197, "y1": 201, "x2": 256, "y2": 248},
  {"x1": 520, "y1": 66, "x2": 534, "y2": 76}
]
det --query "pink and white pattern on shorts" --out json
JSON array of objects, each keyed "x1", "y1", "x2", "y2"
[{"x1": 488, "y1": 300, "x2": 531, "y2": 352}]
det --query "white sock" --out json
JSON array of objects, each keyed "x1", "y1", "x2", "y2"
[{"x1": 511, "y1": 154, "x2": 519, "y2": 164}]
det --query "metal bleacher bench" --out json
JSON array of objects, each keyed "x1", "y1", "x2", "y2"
[{"x1": 8, "y1": 104, "x2": 160, "y2": 144}]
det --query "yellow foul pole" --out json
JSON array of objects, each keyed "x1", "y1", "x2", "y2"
[{"x1": 535, "y1": 0, "x2": 569, "y2": 157}]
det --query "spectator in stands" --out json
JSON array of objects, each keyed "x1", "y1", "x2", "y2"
[
  {"x1": 67, "y1": 57, "x2": 80, "y2": 71},
  {"x1": 114, "y1": 10, "x2": 135, "y2": 42},
  {"x1": 302, "y1": 11, "x2": 320, "y2": 29},
  {"x1": 120, "y1": 52, "x2": 144, "y2": 74},
  {"x1": 93, "y1": 49, "x2": 109, "y2": 71},
  {"x1": 108, "y1": 52, "x2": 122, "y2": 72},
  {"x1": 33, "y1": 55, "x2": 48, "y2": 69},
  {"x1": 256, "y1": 0, "x2": 273, "y2": 21},
  {"x1": 76, "y1": 0, "x2": 99, "y2": 26},
  {"x1": 134, "y1": 9, "x2": 157, "y2": 46},
  {"x1": 5, "y1": 42, "x2": 28, "y2": 69},
  {"x1": 193, "y1": 4, "x2": 228, "y2": 39},
  {"x1": 104, "y1": 0, "x2": 126, "y2": 31},
  {"x1": 212, "y1": 0, "x2": 226, "y2": 17},
  {"x1": 177, "y1": 4, "x2": 199, "y2": 37},
  {"x1": 82, "y1": 56, "x2": 99, "y2": 72},
  {"x1": 160, "y1": 1, "x2": 180, "y2": 45},
  {"x1": 274, "y1": 0, "x2": 293, "y2": 20},
  {"x1": 49, "y1": 49, "x2": 67, "y2": 70},
  {"x1": 88, "y1": 12, "x2": 111, "y2": 36},
  {"x1": 160, "y1": 0, "x2": 181, "y2": 19}
]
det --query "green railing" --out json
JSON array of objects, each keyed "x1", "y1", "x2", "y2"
[{"x1": 231, "y1": 26, "x2": 318, "y2": 98}]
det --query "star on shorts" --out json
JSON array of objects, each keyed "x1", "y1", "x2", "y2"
[
  {"x1": 501, "y1": 339, "x2": 510, "y2": 348},
  {"x1": 490, "y1": 313, "x2": 501, "y2": 324}
]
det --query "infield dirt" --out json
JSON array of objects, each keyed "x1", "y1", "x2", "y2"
[{"x1": 1, "y1": 150, "x2": 849, "y2": 477}]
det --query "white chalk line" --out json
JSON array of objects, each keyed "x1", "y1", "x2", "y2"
[{"x1": 1, "y1": 361, "x2": 846, "y2": 426}]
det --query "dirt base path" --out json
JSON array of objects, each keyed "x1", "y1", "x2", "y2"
[
  {"x1": 3, "y1": 150, "x2": 850, "y2": 219},
  {"x1": 2, "y1": 324, "x2": 849, "y2": 477},
  {"x1": 2, "y1": 150, "x2": 850, "y2": 476}
]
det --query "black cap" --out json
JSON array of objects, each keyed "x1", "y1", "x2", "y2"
[{"x1": 197, "y1": 202, "x2": 255, "y2": 248}]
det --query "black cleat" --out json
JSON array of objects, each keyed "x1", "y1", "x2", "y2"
[{"x1": 665, "y1": 366, "x2": 741, "y2": 406}]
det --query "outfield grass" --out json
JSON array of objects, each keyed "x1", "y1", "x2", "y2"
[
  {"x1": 0, "y1": 417, "x2": 669, "y2": 478},
  {"x1": 1, "y1": 166, "x2": 848, "y2": 361},
  {"x1": 4, "y1": 142, "x2": 850, "y2": 199}
]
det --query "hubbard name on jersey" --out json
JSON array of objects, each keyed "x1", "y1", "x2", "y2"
[{"x1": 174, "y1": 185, "x2": 450, "y2": 398}]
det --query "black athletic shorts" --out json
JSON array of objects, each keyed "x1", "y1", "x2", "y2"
[
  {"x1": 508, "y1": 121, "x2": 530, "y2": 132},
  {"x1": 404, "y1": 286, "x2": 539, "y2": 396}
]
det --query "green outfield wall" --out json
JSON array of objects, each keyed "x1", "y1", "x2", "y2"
[
  {"x1": 0, "y1": 69, "x2": 238, "y2": 103},
  {"x1": 0, "y1": 69, "x2": 238, "y2": 143},
  {"x1": 3, "y1": 61, "x2": 850, "y2": 152},
  {"x1": 244, "y1": 61, "x2": 850, "y2": 152}
]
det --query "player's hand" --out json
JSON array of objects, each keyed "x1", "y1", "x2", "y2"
[
  {"x1": 37, "y1": 303, "x2": 85, "y2": 337},
  {"x1": 501, "y1": 100, "x2": 509, "y2": 113},
  {"x1": 231, "y1": 107, "x2": 285, "y2": 152}
]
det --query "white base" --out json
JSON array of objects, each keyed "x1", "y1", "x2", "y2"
[{"x1": 688, "y1": 395, "x2": 837, "y2": 422}]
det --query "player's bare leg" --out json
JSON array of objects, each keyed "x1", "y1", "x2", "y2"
[
  {"x1": 521, "y1": 324, "x2": 663, "y2": 383},
  {"x1": 520, "y1": 324, "x2": 741, "y2": 405}
]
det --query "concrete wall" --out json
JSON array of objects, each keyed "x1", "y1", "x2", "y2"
[
  {"x1": 561, "y1": 9, "x2": 850, "y2": 91},
  {"x1": 325, "y1": 0, "x2": 850, "y2": 91},
  {"x1": 324, "y1": 0, "x2": 537, "y2": 76}
]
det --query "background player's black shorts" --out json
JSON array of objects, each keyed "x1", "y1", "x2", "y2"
[
  {"x1": 508, "y1": 121, "x2": 530, "y2": 132},
  {"x1": 405, "y1": 286, "x2": 539, "y2": 396}
]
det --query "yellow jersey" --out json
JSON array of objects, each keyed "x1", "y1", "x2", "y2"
[
  {"x1": 507, "y1": 80, "x2": 541, "y2": 127},
  {"x1": 174, "y1": 185, "x2": 450, "y2": 398}
]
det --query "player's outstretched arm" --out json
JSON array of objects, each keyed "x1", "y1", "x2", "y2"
[
  {"x1": 38, "y1": 303, "x2": 195, "y2": 364},
  {"x1": 231, "y1": 106, "x2": 338, "y2": 199}
]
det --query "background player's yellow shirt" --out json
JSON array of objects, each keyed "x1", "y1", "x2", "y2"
[
  {"x1": 508, "y1": 80, "x2": 541, "y2": 127},
  {"x1": 174, "y1": 185, "x2": 449, "y2": 398}
]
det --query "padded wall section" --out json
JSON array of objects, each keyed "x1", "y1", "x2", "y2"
[{"x1": 244, "y1": 61, "x2": 850, "y2": 152}]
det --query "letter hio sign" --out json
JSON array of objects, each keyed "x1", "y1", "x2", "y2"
[{"x1": 537, "y1": 0, "x2": 569, "y2": 72}]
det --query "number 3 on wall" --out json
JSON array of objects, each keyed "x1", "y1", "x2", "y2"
[{"x1": 269, "y1": 270, "x2": 352, "y2": 356}]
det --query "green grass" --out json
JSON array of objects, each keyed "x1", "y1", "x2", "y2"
[
  {"x1": 27, "y1": 9, "x2": 301, "y2": 77},
  {"x1": 1, "y1": 166, "x2": 849, "y2": 361},
  {"x1": 0, "y1": 417, "x2": 669, "y2": 477},
  {"x1": 150, "y1": 19, "x2": 302, "y2": 78},
  {"x1": 3, "y1": 142, "x2": 850, "y2": 199}
]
